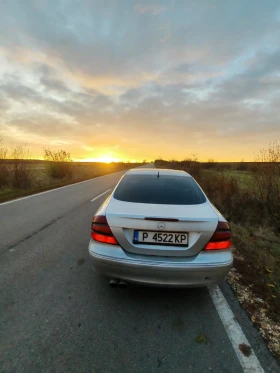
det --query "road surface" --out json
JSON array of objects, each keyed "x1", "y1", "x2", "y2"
[{"x1": 0, "y1": 168, "x2": 279, "y2": 373}]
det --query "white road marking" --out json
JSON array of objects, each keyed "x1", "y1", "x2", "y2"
[
  {"x1": 0, "y1": 171, "x2": 124, "y2": 206},
  {"x1": 208, "y1": 286, "x2": 264, "y2": 373},
  {"x1": 91, "y1": 189, "x2": 112, "y2": 202}
]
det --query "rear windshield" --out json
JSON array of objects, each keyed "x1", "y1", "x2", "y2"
[{"x1": 114, "y1": 174, "x2": 206, "y2": 205}]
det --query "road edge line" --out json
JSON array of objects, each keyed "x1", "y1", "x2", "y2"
[
  {"x1": 208, "y1": 285, "x2": 264, "y2": 373},
  {"x1": 91, "y1": 189, "x2": 112, "y2": 202}
]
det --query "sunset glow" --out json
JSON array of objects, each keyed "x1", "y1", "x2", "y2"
[{"x1": 79, "y1": 155, "x2": 122, "y2": 163}]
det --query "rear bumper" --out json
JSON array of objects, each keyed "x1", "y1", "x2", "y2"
[{"x1": 88, "y1": 240, "x2": 233, "y2": 288}]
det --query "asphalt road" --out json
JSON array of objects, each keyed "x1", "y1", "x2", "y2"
[{"x1": 0, "y1": 168, "x2": 279, "y2": 373}]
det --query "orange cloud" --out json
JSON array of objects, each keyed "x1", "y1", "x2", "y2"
[
  {"x1": 64, "y1": 69, "x2": 157, "y2": 95},
  {"x1": 135, "y1": 4, "x2": 167, "y2": 15}
]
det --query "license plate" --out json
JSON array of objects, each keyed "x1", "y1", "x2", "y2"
[{"x1": 133, "y1": 231, "x2": 188, "y2": 246}]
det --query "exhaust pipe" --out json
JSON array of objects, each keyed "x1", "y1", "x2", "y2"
[
  {"x1": 118, "y1": 280, "x2": 127, "y2": 289},
  {"x1": 109, "y1": 279, "x2": 118, "y2": 288}
]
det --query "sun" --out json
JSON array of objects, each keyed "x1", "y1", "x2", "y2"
[
  {"x1": 81, "y1": 154, "x2": 121, "y2": 163},
  {"x1": 95, "y1": 155, "x2": 120, "y2": 163}
]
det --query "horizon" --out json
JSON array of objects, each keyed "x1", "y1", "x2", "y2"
[
  {"x1": 0, "y1": 154, "x2": 271, "y2": 164},
  {"x1": 1, "y1": 1, "x2": 280, "y2": 162}
]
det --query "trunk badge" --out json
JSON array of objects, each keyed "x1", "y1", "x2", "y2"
[{"x1": 157, "y1": 222, "x2": 166, "y2": 230}]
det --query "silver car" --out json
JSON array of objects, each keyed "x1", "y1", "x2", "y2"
[{"x1": 88, "y1": 168, "x2": 233, "y2": 288}]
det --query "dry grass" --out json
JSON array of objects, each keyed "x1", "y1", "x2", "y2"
[
  {"x1": 231, "y1": 223, "x2": 280, "y2": 320},
  {"x1": 0, "y1": 160, "x2": 140, "y2": 203},
  {"x1": 1, "y1": 144, "x2": 141, "y2": 200}
]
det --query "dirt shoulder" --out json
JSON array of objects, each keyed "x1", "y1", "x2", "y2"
[{"x1": 228, "y1": 229, "x2": 280, "y2": 361}]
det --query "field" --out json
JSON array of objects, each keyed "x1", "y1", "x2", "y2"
[
  {"x1": 0, "y1": 160, "x2": 141, "y2": 203},
  {"x1": 204, "y1": 169, "x2": 254, "y2": 189},
  {"x1": 155, "y1": 159, "x2": 280, "y2": 359}
]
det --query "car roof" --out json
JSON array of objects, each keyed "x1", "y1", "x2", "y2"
[{"x1": 126, "y1": 168, "x2": 191, "y2": 177}]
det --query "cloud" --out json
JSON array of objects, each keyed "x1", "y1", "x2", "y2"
[
  {"x1": 135, "y1": 4, "x2": 167, "y2": 15},
  {"x1": 0, "y1": 0, "x2": 280, "y2": 161}
]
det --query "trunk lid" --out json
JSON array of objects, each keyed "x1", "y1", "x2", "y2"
[{"x1": 106, "y1": 197, "x2": 218, "y2": 257}]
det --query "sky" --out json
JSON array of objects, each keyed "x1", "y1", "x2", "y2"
[{"x1": 0, "y1": 0, "x2": 280, "y2": 162}]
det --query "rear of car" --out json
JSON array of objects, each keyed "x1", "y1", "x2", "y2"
[{"x1": 88, "y1": 169, "x2": 233, "y2": 287}]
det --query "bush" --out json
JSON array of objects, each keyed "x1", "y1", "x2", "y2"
[
  {"x1": 11, "y1": 145, "x2": 35, "y2": 190},
  {"x1": 203, "y1": 158, "x2": 217, "y2": 169},
  {"x1": 44, "y1": 148, "x2": 73, "y2": 178},
  {"x1": 0, "y1": 141, "x2": 10, "y2": 189},
  {"x1": 155, "y1": 155, "x2": 200, "y2": 175},
  {"x1": 236, "y1": 160, "x2": 249, "y2": 171},
  {"x1": 0, "y1": 163, "x2": 10, "y2": 189},
  {"x1": 252, "y1": 141, "x2": 280, "y2": 231},
  {"x1": 0, "y1": 143, "x2": 35, "y2": 190},
  {"x1": 187, "y1": 162, "x2": 202, "y2": 179},
  {"x1": 215, "y1": 162, "x2": 229, "y2": 172}
]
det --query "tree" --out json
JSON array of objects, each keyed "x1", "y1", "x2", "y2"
[{"x1": 43, "y1": 148, "x2": 73, "y2": 178}]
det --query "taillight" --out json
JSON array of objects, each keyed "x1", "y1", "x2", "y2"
[
  {"x1": 91, "y1": 215, "x2": 118, "y2": 245},
  {"x1": 204, "y1": 221, "x2": 232, "y2": 250}
]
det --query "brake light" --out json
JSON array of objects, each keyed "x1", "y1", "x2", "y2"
[
  {"x1": 204, "y1": 221, "x2": 232, "y2": 250},
  {"x1": 91, "y1": 215, "x2": 118, "y2": 245}
]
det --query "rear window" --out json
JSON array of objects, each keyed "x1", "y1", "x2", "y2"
[{"x1": 114, "y1": 174, "x2": 206, "y2": 205}]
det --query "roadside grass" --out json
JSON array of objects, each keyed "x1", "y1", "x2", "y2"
[
  {"x1": 0, "y1": 161, "x2": 139, "y2": 203},
  {"x1": 0, "y1": 177, "x2": 102, "y2": 203},
  {"x1": 231, "y1": 223, "x2": 280, "y2": 319},
  {"x1": 204, "y1": 169, "x2": 254, "y2": 191},
  {"x1": 272, "y1": 242, "x2": 280, "y2": 256},
  {"x1": 201, "y1": 169, "x2": 280, "y2": 309}
]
